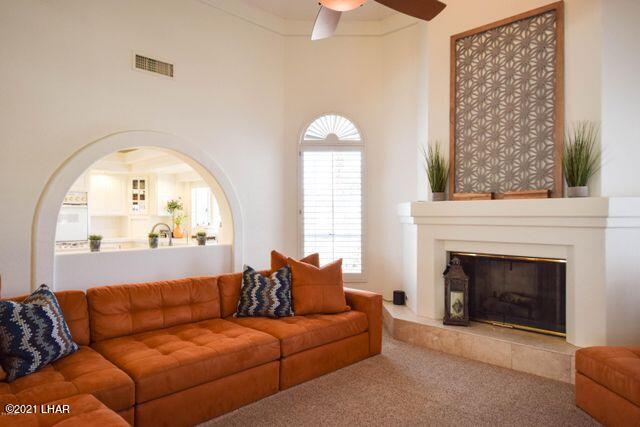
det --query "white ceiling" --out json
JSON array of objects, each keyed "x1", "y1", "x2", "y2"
[
  {"x1": 97, "y1": 149, "x2": 196, "y2": 175},
  {"x1": 240, "y1": 0, "x2": 397, "y2": 21}
]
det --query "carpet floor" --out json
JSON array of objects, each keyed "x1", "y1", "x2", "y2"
[{"x1": 204, "y1": 332, "x2": 598, "y2": 426}]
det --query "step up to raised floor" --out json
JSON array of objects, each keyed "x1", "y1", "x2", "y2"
[{"x1": 383, "y1": 302, "x2": 579, "y2": 384}]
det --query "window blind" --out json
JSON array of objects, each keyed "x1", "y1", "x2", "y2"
[
  {"x1": 302, "y1": 150, "x2": 362, "y2": 274},
  {"x1": 191, "y1": 187, "x2": 211, "y2": 227}
]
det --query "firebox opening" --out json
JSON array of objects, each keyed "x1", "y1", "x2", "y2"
[{"x1": 450, "y1": 252, "x2": 567, "y2": 337}]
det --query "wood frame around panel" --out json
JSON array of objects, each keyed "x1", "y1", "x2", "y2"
[{"x1": 449, "y1": 1, "x2": 565, "y2": 200}]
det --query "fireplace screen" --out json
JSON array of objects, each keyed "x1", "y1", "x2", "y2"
[{"x1": 451, "y1": 253, "x2": 566, "y2": 336}]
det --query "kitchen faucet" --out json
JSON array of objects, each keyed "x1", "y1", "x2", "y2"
[{"x1": 150, "y1": 223, "x2": 173, "y2": 246}]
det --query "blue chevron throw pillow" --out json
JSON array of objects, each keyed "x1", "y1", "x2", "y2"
[
  {"x1": 236, "y1": 265, "x2": 294, "y2": 318},
  {"x1": 0, "y1": 285, "x2": 78, "y2": 382}
]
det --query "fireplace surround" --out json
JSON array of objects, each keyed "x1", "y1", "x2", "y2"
[{"x1": 398, "y1": 197, "x2": 640, "y2": 347}]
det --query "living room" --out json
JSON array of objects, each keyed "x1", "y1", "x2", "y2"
[{"x1": 0, "y1": 0, "x2": 638, "y2": 426}]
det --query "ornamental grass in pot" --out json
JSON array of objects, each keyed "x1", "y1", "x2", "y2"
[
  {"x1": 563, "y1": 121, "x2": 600, "y2": 198},
  {"x1": 421, "y1": 142, "x2": 449, "y2": 201}
]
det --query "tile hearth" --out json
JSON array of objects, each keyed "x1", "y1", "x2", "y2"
[{"x1": 383, "y1": 302, "x2": 578, "y2": 384}]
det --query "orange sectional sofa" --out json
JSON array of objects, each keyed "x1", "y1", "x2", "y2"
[
  {"x1": 575, "y1": 346, "x2": 640, "y2": 426},
  {"x1": 1, "y1": 274, "x2": 382, "y2": 427}
]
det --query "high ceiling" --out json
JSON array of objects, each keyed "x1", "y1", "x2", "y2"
[{"x1": 240, "y1": 0, "x2": 397, "y2": 21}]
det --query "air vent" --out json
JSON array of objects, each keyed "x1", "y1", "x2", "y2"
[{"x1": 134, "y1": 54, "x2": 174, "y2": 77}]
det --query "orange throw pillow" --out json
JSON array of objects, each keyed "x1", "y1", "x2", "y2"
[
  {"x1": 288, "y1": 258, "x2": 349, "y2": 315},
  {"x1": 271, "y1": 250, "x2": 320, "y2": 271}
]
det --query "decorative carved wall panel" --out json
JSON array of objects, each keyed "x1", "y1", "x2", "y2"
[{"x1": 450, "y1": 2, "x2": 564, "y2": 198}]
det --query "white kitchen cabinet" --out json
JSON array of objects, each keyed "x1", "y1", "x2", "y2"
[
  {"x1": 69, "y1": 172, "x2": 88, "y2": 192},
  {"x1": 129, "y1": 176, "x2": 149, "y2": 215},
  {"x1": 88, "y1": 173, "x2": 127, "y2": 216},
  {"x1": 154, "y1": 173, "x2": 178, "y2": 217}
]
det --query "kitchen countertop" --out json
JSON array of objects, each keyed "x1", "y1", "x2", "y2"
[{"x1": 56, "y1": 237, "x2": 220, "y2": 254}]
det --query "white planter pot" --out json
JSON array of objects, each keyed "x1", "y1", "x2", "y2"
[
  {"x1": 567, "y1": 186, "x2": 589, "y2": 198},
  {"x1": 431, "y1": 192, "x2": 446, "y2": 202}
]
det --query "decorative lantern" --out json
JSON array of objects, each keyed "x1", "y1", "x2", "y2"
[{"x1": 443, "y1": 257, "x2": 469, "y2": 326}]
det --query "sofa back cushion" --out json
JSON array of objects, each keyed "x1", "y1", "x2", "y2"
[
  {"x1": 87, "y1": 277, "x2": 220, "y2": 342},
  {"x1": 4, "y1": 290, "x2": 90, "y2": 346}
]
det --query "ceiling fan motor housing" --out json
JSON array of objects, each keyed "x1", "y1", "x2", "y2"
[{"x1": 320, "y1": 0, "x2": 367, "y2": 12}]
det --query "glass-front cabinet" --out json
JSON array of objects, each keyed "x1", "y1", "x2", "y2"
[{"x1": 130, "y1": 177, "x2": 148, "y2": 214}]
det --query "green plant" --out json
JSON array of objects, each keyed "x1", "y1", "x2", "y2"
[
  {"x1": 196, "y1": 231, "x2": 207, "y2": 237},
  {"x1": 420, "y1": 142, "x2": 449, "y2": 193},
  {"x1": 148, "y1": 233, "x2": 159, "y2": 238},
  {"x1": 88, "y1": 235, "x2": 102, "y2": 241},
  {"x1": 563, "y1": 121, "x2": 601, "y2": 187},
  {"x1": 174, "y1": 213, "x2": 186, "y2": 227},
  {"x1": 166, "y1": 199, "x2": 183, "y2": 215}
]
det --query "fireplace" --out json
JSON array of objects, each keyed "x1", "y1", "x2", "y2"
[{"x1": 451, "y1": 253, "x2": 566, "y2": 337}]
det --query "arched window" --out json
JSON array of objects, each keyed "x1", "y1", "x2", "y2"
[{"x1": 299, "y1": 114, "x2": 364, "y2": 278}]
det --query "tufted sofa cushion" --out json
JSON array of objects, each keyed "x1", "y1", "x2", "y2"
[
  {"x1": 5, "y1": 290, "x2": 90, "y2": 347},
  {"x1": 0, "y1": 346, "x2": 134, "y2": 413},
  {"x1": 0, "y1": 393, "x2": 129, "y2": 427},
  {"x1": 230, "y1": 311, "x2": 368, "y2": 357},
  {"x1": 92, "y1": 318, "x2": 280, "y2": 403},
  {"x1": 87, "y1": 277, "x2": 220, "y2": 342}
]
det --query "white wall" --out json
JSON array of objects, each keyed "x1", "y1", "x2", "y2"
[
  {"x1": 0, "y1": 0, "x2": 285, "y2": 296},
  {"x1": 283, "y1": 24, "x2": 426, "y2": 299},
  {"x1": 283, "y1": 34, "x2": 383, "y2": 293},
  {"x1": 55, "y1": 244, "x2": 232, "y2": 291},
  {"x1": 600, "y1": 0, "x2": 640, "y2": 196},
  {"x1": 0, "y1": 0, "x2": 620, "y2": 300}
]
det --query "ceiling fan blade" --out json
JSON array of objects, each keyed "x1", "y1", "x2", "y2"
[
  {"x1": 374, "y1": 0, "x2": 446, "y2": 21},
  {"x1": 312, "y1": 6, "x2": 342, "y2": 40}
]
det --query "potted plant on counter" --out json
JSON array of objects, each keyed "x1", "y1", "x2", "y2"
[
  {"x1": 196, "y1": 231, "x2": 207, "y2": 246},
  {"x1": 148, "y1": 233, "x2": 159, "y2": 249},
  {"x1": 173, "y1": 213, "x2": 186, "y2": 239},
  {"x1": 88, "y1": 235, "x2": 102, "y2": 252},
  {"x1": 166, "y1": 199, "x2": 184, "y2": 236},
  {"x1": 421, "y1": 142, "x2": 449, "y2": 201},
  {"x1": 563, "y1": 121, "x2": 600, "y2": 197}
]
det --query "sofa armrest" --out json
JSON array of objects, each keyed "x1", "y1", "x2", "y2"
[{"x1": 344, "y1": 288, "x2": 382, "y2": 356}]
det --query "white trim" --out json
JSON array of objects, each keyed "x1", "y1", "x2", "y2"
[
  {"x1": 32, "y1": 131, "x2": 244, "y2": 290},
  {"x1": 298, "y1": 114, "x2": 366, "y2": 282}
]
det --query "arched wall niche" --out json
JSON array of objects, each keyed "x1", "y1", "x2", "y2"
[{"x1": 32, "y1": 130, "x2": 244, "y2": 290}]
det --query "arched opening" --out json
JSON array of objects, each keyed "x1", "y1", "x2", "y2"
[{"x1": 33, "y1": 131, "x2": 244, "y2": 291}]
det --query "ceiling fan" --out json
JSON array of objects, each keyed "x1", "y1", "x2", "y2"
[{"x1": 312, "y1": 0, "x2": 446, "y2": 40}]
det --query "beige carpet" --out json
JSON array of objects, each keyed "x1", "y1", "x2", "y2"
[{"x1": 204, "y1": 332, "x2": 598, "y2": 426}]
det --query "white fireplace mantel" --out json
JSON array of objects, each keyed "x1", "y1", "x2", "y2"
[{"x1": 398, "y1": 197, "x2": 640, "y2": 347}]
